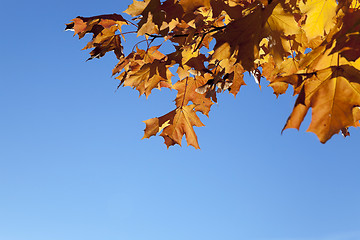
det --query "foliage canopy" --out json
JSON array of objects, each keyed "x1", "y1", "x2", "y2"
[{"x1": 66, "y1": 0, "x2": 360, "y2": 148}]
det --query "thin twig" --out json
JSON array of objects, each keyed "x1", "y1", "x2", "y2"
[
  {"x1": 132, "y1": 39, "x2": 147, "y2": 52},
  {"x1": 145, "y1": 25, "x2": 227, "y2": 40}
]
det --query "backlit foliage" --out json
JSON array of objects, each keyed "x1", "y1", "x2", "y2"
[{"x1": 66, "y1": 0, "x2": 360, "y2": 148}]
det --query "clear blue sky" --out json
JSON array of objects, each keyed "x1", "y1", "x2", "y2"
[{"x1": 1, "y1": 1, "x2": 360, "y2": 240}]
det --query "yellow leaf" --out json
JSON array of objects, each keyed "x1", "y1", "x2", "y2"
[
  {"x1": 124, "y1": 0, "x2": 150, "y2": 17},
  {"x1": 350, "y1": 0, "x2": 360, "y2": 10},
  {"x1": 299, "y1": 0, "x2": 337, "y2": 40},
  {"x1": 138, "y1": 12, "x2": 159, "y2": 36}
]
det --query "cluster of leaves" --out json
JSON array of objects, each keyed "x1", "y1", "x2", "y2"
[{"x1": 66, "y1": 0, "x2": 360, "y2": 148}]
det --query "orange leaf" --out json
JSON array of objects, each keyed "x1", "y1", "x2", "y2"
[
  {"x1": 284, "y1": 66, "x2": 360, "y2": 142},
  {"x1": 143, "y1": 105, "x2": 204, "y2": 149},
  {"x1": 173, "y1": 77, "x2": 214, "y2": 116},
  {"x1": 66, "y1": 14, "x2": 127, "y2": 38},
  {"x1": 121, "y1": 60, "x2": 172, "y2": 97}
]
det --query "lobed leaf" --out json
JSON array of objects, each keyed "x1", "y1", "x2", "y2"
[
  {"x1": 67, "y1": 0, "x2": 360, "y2": 148},
  {"x1": 143, "y1": 105, "x2": 205, "y2": 149}
]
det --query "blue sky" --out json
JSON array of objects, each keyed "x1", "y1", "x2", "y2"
[{"x1": 1, "y1": 0, "x2": 360, "y2": 240}]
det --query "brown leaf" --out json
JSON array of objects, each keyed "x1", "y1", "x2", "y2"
[
  {"x1": 121, "y1": 60, "x2": 172, "y2": 97},
  {"x1": 66, "y1": 14, "x2": 127, "y2": 38},
  {"x1": 161, "y1": 105, "x2": 204, "y2": 149},
  {"x1": 332, "y1": 10, "x2": 360, "y2": 61},
  {"x1": 142, "y1": 105, "x2": 204, "y2": 149},
  {"x1": 66, "y1": 14, "x2": 127, "y2": 60},
  {"x1": 173, "y1": 76, "x2": 214, "y2": 116},
  {"x1": 67, "y1": 0, "x2": 360, "y2": 147},
  {"x1": 229, "y1": 63, "x2": 246, "y2": 96},
  {"x1": 212, "y1": 2, "x2": 300, "y2": 71},
  {"x1": 83, "y1": 26, "x2": 124, "y2": 60},
  {"x1": 178, "y1": 0, "x2": 211, "y2": 13},
  {"x1": 124, "y1": 0, "x2": 165, "y2": 36},
  {"x1": 283, "y1": 65, "x2": 360, "y2": 143}
]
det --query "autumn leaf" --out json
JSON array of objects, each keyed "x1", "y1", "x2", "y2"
[
  {"x1": 124, "y1": 0, "x2": 150, "y2": 17},
  {"x1": 118, "y1": 60, "x2": 173, "y2": 97},
  {"x1": 67, "y1": 0, "x2": 360, "y2": 148},
  {"x1": 299, "y1": 0, "x2": 337, "y2": 40},
  {"x1": 82, "y1": 26, "x2": 124, "y2": 60},
  {"x1": 66, "y1": 14, "x2": 127, "y2": 60},
  {"x1": 178, "y1": 0, "x2": 211, "y2": 13},
  {"x1": 124, "y1": 0, "x2": 165, "y2": 36},
  {"x1": 211, "y1": 1, "x2": 300, "y2": 71},
  {"x1": 143, "y1": 105, "x2": 205, "y2": 149},
  {"x1": 281, "y1": 24, "x2": 360, "y2": 142},
  {"x1": 173, "y1": 76, "x2": 214, "y2": 116},
  {"x1": 228, "y1": 63, "x2": 246, "y2": 97},
  {"x1": 331, "y1": 9, "x2": 360, "y2": 61},
  {"x1": 66, "y1": 14, "x2": 127, "y2": 38},
  {"x1": 283, "y1": 65, "x2": 360, "y2": 142}
]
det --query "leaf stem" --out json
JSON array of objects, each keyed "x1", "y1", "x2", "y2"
[{"x1": 181, "y1": 77, "x2": 189, "y2": 107}]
